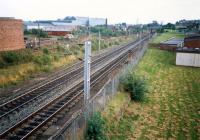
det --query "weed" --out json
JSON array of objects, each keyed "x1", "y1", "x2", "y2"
[
  {"x1": 86, "y1": 112, "x2": 106, "y2": 140},
  {"x1": 43, "y1": 48, "x2": 49, "y2": 54},
  {"x1": 120, "y1": 72, "x2": 148, "y2": 101}
]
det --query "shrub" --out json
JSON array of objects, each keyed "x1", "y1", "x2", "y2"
[
  {"x1": 56, "y1": 45, "x2": 64, "y2": 52},
  {"x1": 120, "y1": 71, "x2": 148, "y2": 101},
  {"x1": 86, "y1": 112, "x2": 106, "y2": 140},
  {"x1": 33, "y1": 55, "x2": 51, "y2": 65},
  {"x1": 53, "y1": 54, "x2": 60, "y2": 61},
  {"x1": 0, "y1": 50, "x2": 34, "y2": 68},
  {"x1": 25, "y1": 29, "x2": 48, "y2": 38},
  {"x1": 43, "y1": 48, "x2": 49, "y2": 55},
  {"x1": 1, "y1": 51, "x2": 20, "y2": 64}
]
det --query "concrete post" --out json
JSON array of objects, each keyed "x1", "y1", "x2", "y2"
[
  {"x1": 72, "y1": 120, "x2": 76, "y2": 140},
  {"x1": 98, "y1": 30, "x2": 101, "y2": 51},
  {"x1": 84, "y1": 41, "x2": 91, "y2": 106}
]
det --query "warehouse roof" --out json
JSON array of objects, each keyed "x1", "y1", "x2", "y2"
[
  {"x1": 43, "y1": 26, "x2": 75, "y2": 32},
  {"x1": 185, "y1": 35, "x2": 200, "y2": 40},
  {"x1": 161, "y1": 38, "x2": 184, "y2": 45}
]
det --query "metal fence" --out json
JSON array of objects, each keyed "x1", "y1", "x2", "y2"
[{"x1": 49, "y1": 43, "x2": 148, "y2": 140}]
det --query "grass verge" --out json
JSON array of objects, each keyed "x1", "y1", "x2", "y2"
[{"x1": 104, "y1": 48, "x2": 200, "y2": 140}]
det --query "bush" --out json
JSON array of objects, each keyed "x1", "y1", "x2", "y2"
[
  {"x1": 120, "y1": 71, "x2": 148, "y2": 101},
  {"x1": 53, "y1": 54, "x2": 60, "y2": 61},
  {"x1": 43, "y1": 48, "x2": 49, "y2": 54},
  {"x1": 25, "y1": 29, "x2": 48, "y2": 38},
  {"x1": 33, "y1": 55, "x2": 51, "y2": 65},
  {"x1": 1, "y1": 52, "x2": 20, "y2": 64},
  {"x1": 86, "y1": 112, "x2": 106, "y2": 140},
  {"x1": 0, "y1": 50, "x2": 33, "y2": 68},
  {"x1": 56, "y1": 45, "x2": 64, "y2": 52}
]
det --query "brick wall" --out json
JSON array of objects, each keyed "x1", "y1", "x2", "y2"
[
  {"x1": 184, "y1": 39, "x2": 200, "y2": 49},
  {"x1": 0, "y1": 18, "x2": 25, "y2": 51},
  {"x1": 159, "y1": 44, "x2": 177, "y2": 52}
]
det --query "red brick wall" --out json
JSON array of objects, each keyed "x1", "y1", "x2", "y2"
[
  {"x1": 0, "y1": 18, "x2": 25, "y2": 51},
  {"x1": 159, "y1": 44, "x2": 177, "y2": 52},
  {"x1": 184, "y1": 39, "x2": 200, "y2": 48}
]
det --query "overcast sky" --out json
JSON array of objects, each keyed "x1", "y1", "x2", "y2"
[{"x1": 0, "y1": 0, "x2": 200, "y2": 24}]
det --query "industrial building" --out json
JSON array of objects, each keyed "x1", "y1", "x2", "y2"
[
  {"x1": 184, "y1": 35, "x2": 200, "y2": 48},
  {"x1": 24, "y1": 16, "x2": 107, "y2": 31},
  {"x1": 159, "y1": 38, "x2": 184, "y2": 51},
  {"x1": 176, "y1": 35, "x2": 200, "y2": 67},
  {"x1": 43, "y1": 25, "x2": 76, "y2": 36},
  {"x1": 0, "y1": 17, "x2": 25, "y2": 51}
]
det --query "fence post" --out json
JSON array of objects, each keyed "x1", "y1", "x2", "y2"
[
  {"x1": 111, "y1": 79, "x2": 115, "y2": 94},
  {"x1": 103, "y1": 88, "x2": 106, "y2": 107},
  {"x1": 72, "y1": 120, "x2": 76, "y2": 140}
]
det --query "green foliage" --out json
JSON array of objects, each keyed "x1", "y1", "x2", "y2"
[
  {"x1": 53, "y1": 54, "x2": 60, "y2": 61},
  {"x1": 33, "y1": 55, "x2": 51, "y2": 65},
  {"x1": 24, "y1": 29, "x2": 48, "y2": 38},
  {"x1": 1, "y1": 52, "x2": 20, "y2": 64},
  {"x1": 86, "y1": 112, "x2": 106, "y2": 140},
  {"x1": 42, "y1": 48, "x2": 49, "y2": 54},
  {"x1": 56, "y1": 45, "x2": 64, "y2": 52},
  {"x1": 120, "y1": 71, "x2": 148, "y2": 101},
  {"x1": 151, "y1": 32, "x2": 185, "y2": 44},
  {"x1": 0, "y1": 50, "x2": 33, "y2": 68},
  {"x1": 90, "y1": 26, "x2": 126, "y2": 37}
]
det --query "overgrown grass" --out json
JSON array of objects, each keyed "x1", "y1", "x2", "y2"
[
  {"x1": 102, "y1": 92, "x2": 138, "y2": 140},
  {"x1": 120, "y1": 72, "x2": 148, "y2": 101},
  {"x1": 151, "y1": 32, "x2": 185, "y2": 44},
  {"x1": 0, "y1": 35, "x2": 135, "y2": 88},
  {"x1": 104, "y1": 48, "x2": 200, "y2": 139}
]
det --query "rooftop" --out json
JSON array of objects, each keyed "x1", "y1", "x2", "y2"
[
  {"x1": 185, "y1": 34, "x2": 200, "y2": 40},
  {"x1": 161, "y1": 38, "x2": 184, "y2": 45},
  {"x1": 44, "y1": 26, "x2": 75, "y2": 32}
]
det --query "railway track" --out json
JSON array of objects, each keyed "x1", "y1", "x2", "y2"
[
  {"x1": 0, "y1": 37, "x2": 142, "y2": 120},
  {"x1": 0, "y1": 40, "x2": 132, "y2": 140},
  {"x1": 0, "y1": 34, "x2": 151, "y2": 139}
]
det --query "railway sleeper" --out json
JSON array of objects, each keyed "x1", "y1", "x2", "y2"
[
  {"x1": 47, "y1": 121, "x2": 53, "y2": 126},
  {"x1": 34, "y1": 118, "x2": 44, "y2": 123},
  {"x1": 55, "y1": 114, "x2": 64, "y2": 119},
  {"x1": 29, "y1": 121, "x2": 40, "y2": 127},
  {"x1": 7, "y1": 135, "x2": 22, "y2": 140},
  {"x1": 5, "y1": 103, "x2": 13, "y2": 108},
  {"x1": 22, "y1": 126, "x2": 34, "y2": 132},
  {"x1": 59, "y1": 109, "x2": 69, "y2": 115},
  {"x1": 0, "y1": 110, "x2": 6, "y2": 115},
  {"x1": 16, "y1": 130, "x2": 28, "y2": 137},
  {"x1": 53, "y1": 105, "x2": 62, "y2": 110},
  {"x1": 41, "y1": 125, "x2": 49, "y2": 131},
  {"x1": 45, "y1": 110, "x2": 55, "y2": 115},
  {"x1": 38, "y1": 113, "x2": 49, "y2": 118},
  {"x1": 57, "y1": 102, "x2": 65, "y2": 106},
  {"x1": 49, "y1": 108, "x2": 57, "y2": 112}
]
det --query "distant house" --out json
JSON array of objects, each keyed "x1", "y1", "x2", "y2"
[
  {"x1": 159, "y1": 38, "x2": 184, "y2": 51},
  {"x1": 43, "y1": 26, "x2": 76, "y2": 36},
  {"x1": 176, "y1": 35, "x2": 200, "y2": 67}
]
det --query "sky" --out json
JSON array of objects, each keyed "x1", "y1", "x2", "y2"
[{"x1": 0, "y1": 0, "x2": 200, "y2": 24}]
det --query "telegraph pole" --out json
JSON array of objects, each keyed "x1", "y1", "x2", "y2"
[
  {"x1": 37, "y1": 21, "x2": 40, "y2": 47},
  {"x1": 98, "y1": 30, "x2": 101, "y2": 51},
  {"x1": 84, "y1": 41, "x2": 91, "y2": 106}
]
